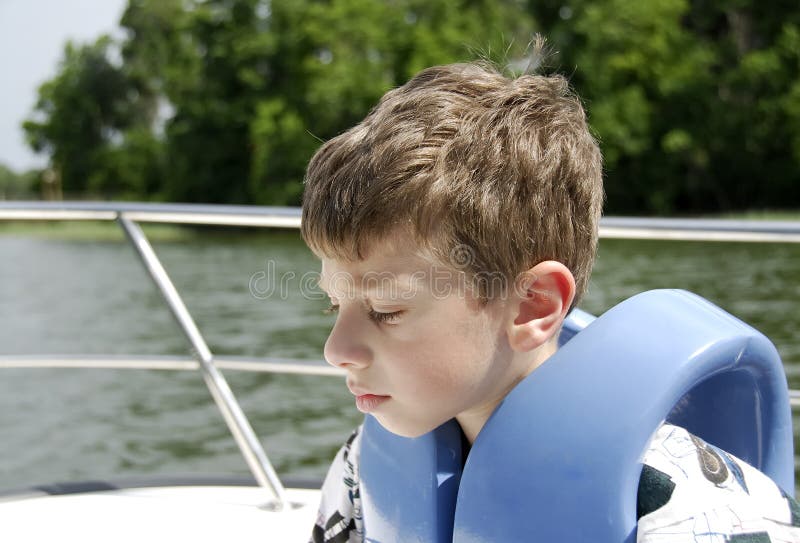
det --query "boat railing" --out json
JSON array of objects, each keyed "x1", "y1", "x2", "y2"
[{"x1": 2, "y1": 201, "x2": 800, "y2": 506}]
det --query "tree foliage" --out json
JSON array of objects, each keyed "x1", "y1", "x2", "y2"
[
  {"x1": 22, "y1": 37, "x2": 152, "y2": 198},
  {"x1": 21, "y1": 0, "x2": 800, "y2": 214},
  {"x1": 0, "y1": 163, "x2": 37, "y2": 200},
  {"x1": 529, "y1": 0, "x2": 800, "y2": 213}
]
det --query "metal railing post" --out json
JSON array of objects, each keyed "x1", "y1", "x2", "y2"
[{"x1": 117, "y1": 214, "x2": 288, "y2": 508}]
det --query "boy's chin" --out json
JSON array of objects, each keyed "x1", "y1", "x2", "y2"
[{"x1": 374, "y1": 414, "x2": 444, "y2": 438}]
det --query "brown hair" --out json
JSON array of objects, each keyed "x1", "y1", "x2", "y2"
[{"x1": 301, "y1": 62, "x2": 603, "y2": 305}]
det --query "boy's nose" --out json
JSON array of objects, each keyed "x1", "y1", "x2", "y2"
[{"x1": 324, "y1": 319, "x2": 372, "y2": 370}]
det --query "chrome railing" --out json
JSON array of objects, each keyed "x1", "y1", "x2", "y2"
[
  {"x1": 119, "y1": 215, "x2": 289, "y2": 507},
  {"x1": 0, "y1": 354, "x2": 343, "y2": 375},
  {"x1": 2, "y1": 201, "x2": 800, "y2": 502},
  {"x1": 599, "y1": 216, "x2": 800, "y2": 243},
  {"x1": 4, "y1": 201, "x2": 800, "y2": 241},
  {"x1": 0, "y1": 202, "x2": 314, "y2": 510},
  {"x1": 0, "y1": 201, "x2": 301, "y2": 228}
]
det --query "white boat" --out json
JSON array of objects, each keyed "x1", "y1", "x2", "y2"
[
  {"x1": 1, "y1": 202, "x2": 799, "y2": 541},
  {"x1": 0, "y1": 482, "x2": 319, "y2": 541}
]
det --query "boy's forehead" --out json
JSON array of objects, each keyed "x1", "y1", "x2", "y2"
[
  {"x1": 316, "y1": 231, "x2": 448, "y2": 292},
  {"x1": 318, "y1": 246, "x2": 432, "y2": 294}
]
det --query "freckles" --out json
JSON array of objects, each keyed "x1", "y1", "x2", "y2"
[
  {"x1": 453, "y1": 312, "x2": 494, "y2": 346},
  {"x1": 405, "y1": 342, "x2": 459, "y2": 385},
  {"x1": 453, "y1": 318, "x2": 473, "y2": 337},
  {"x1": 450, "y1": 306, "x2": 485, "y2": 337}
]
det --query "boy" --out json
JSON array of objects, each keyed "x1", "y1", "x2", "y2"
[{"x1": 301, "y1": 62, "x2": 800, "y2": 542}]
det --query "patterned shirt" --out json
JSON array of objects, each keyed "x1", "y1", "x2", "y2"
[{"x1": 311, "y1": 424, "x2": 800, "y2": 543}]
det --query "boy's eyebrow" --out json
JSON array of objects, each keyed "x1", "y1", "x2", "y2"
[
  {"x1": 315, "y1": 272, "x2": 373, "y2": 295},
  {"x1": 316, "y1": 270, "x2": 425, "y2": 297},
  {"x1": 315, "y1": 273, "x2": 352, "y2": 295}
]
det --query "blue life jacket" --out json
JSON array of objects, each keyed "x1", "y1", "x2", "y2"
[{"x1": 359, "y1": 289, "x2": 794, "y2": 542}]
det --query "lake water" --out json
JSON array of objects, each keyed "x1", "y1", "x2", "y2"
[{"x1": 1, "y1": 228, "x2": 799, "y2": 492}]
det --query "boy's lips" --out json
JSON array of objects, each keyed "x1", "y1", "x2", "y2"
[
  {"x1": 346, "y1": 380, "x2": 384, "y2": 397},
  {"x1": 347, "y1": 380, "x2": 391, "y2": 413},
  {"x1": 354, "y1": 394, "x2": 390, "y2": 413}
]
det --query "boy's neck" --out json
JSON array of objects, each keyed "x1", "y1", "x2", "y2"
[{"x1": 456, "y1": 340, "x2": 558, "y2": 444}]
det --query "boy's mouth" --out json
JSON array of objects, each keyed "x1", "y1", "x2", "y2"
[
  {"x1": 355, "y1": 394, "x2": 390, "y2": 413},
  {"x1": 347, "y1": 380, "x2": 390, "y2": 413}
]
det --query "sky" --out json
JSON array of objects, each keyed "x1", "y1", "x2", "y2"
[{"x1": 0, "y1": 0, "x2": 128, "y2": 172}]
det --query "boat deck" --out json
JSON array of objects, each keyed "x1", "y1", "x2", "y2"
[{"x1": 0, "y1": 483, "x2": 319, "y2": 541}]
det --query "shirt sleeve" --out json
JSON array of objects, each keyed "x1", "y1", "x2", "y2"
[
  {"x1": 310, "y1": 427, "x2": 364, "y2": 543},
  {"x1": 637, "y1": 424, "x2": 800, "y2": 542}
]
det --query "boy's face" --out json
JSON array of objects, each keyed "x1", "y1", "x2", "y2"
[{"x1": 317, "y1": 234, "x2": 521, "y2": 438}]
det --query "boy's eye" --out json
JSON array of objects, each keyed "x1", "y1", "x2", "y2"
[
  {"x1": 322, "y1": 303, "x2": 403, "y2": 325},
  {"x1": 367, "y1": 308, "x2": 404, "y2": 324}
]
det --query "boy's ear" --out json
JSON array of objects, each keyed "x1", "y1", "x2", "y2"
[{"x1": 506, "y1": 261, "x2": 576, "y2": 353}]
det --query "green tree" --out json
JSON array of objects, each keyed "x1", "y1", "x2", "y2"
[
  {"x1": 116, "y1": 0, "x2": 536, "y2": 204},
  {"x1": 23, "y1": 37, "x2": 148, "y2": 197},
  {"x1": 254, "y1": 0, "x2": 536, "y2": 204},
  {"x1": 529, "y1": 0, "x2": 800, "y2": 214},
  {"x1": 0, "y1": 163, "x2": 38, "y2": 200},
  {"x1": 575, "y1": 0, "x2": 715, "y2": 214},
  {"x1": 32, "y1": 0, "x2": 800, "y2": 213}
]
